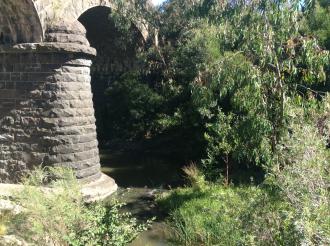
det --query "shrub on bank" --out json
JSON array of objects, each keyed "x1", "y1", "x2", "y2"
[
  {"x1": 159, "y1": 107, "x2": 330, "y2": 245},
  {"x1": 2, "y1": 167, "x2": 148, "y2": 246}
]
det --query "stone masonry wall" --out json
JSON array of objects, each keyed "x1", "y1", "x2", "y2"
[
  {"x1": 0, "y1": 22, "x2": 102, "y2": 183},
  {"x1": 0, "y1": 0, "x2": 43, "y2": 45},
  {"x1": 0, "y1": 0, "x2": 151, "y2": 187},
  {"x1": 0, "y1": 0, "x2": 149, "y2": 47},
  {"x1": 31, "y1": 0, "x2": 149, "y2": 41}
]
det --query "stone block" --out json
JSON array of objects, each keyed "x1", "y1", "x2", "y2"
[
  {"x1": 76, "y1": 164, "x2": 101, "y2": 179},
  {"x1": 5, "y1": 81, "x2": 15, "y2": 89}
]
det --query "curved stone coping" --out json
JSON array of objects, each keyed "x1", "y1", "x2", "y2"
[
  {"x1": 0, "y1": 173, "x2": 117, "y2": 203},
  {"x1": 0, "y1": 43, "x2": 96, "y2": 56},
  {"x1": 81, "y1": 173, "x2": 118, "y2": 202}
]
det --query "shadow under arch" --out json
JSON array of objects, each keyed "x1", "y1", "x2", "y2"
[
  {"x1": 0, "y1": 0, "x2": 42, "y2": 45},
  {"x1": 77, "y1": 6, "x2": 145, "y2": 146},
  {"x1": 75, "y1": 6, "x2": 184, "y2": 190}
]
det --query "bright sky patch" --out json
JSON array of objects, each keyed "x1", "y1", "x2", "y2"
[{"x1": 151, "y1": 0, "x2": 166, "y2": 6}]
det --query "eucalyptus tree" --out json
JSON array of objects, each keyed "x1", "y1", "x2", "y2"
[
  {"x1": 184, "y1": 0, "x2": 329, "y2": 180},
  {"x1": 102, "y1": 0, "x2": 329, "y2": 180}
]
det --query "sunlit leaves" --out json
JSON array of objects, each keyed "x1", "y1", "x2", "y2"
[{"x1": 186, "y1": 0, "x2": 329, "y2": 179}]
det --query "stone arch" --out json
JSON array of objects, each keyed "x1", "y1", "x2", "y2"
[
  {"x1": 32, "y1": 0, "x2": 149, "y2": 42},
  {"x1": 71, "y1": 0, "x2": 149, "y2": 41},
  {"x1": 0, "y1": 0, "x2": 43, "y2": 45}
]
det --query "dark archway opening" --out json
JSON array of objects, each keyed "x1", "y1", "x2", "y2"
[
  {"x1": 78, "y1": 6, "x2": 144, "y2": 147},
  {"x1": 78, "y1": 7, "x2": 183, "y2": 188}
]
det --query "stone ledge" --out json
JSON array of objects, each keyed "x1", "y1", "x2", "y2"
[
  {"x1": 0, "y1": 173, "x2": 117, "y2": 203},
  {"x1": 81, "y1": 173, "x2": 118, "y2": 202},
  {"x1": 0, "y1": 43, "x2": 96, "y2": 56}
]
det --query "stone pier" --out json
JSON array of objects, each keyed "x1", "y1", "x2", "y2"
[
  {"x1": 0, "y1": 0, "x2": 151, "y2": 200},
  {"x1": 0, "y1": 22, "x2": 117, "y2": 200}
]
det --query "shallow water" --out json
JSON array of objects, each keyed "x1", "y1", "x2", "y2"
[
  {"x1": 112, "y1": 188, "x2": 170, "y2": 246},
  {"x1": 100, "y1": 150, "x2": 183, "y2": 188},
  {"x1": 100, "y1": 151, "x2": 181, "y2": 245},
  {"x1": 129, "y1": 222, "x2": 169, "y2": 246}
]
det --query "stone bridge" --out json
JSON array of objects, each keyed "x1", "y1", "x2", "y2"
[{"x1": 0, "y1": 0, "x2": 151, "y2": 199}]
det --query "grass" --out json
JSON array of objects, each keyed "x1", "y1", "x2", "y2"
[
  {"x1": 158, "y1": 182, "x2": 329, "y2": 246},
  {"x1": 157, "y1": 113, "x2": 330, "y2": 246},
  {"x1": 1, "y1": 167, "x2": 149, "y2": 246},
  {"x1": 157, "y1": 184, "x2": 263, "y2": 246}
]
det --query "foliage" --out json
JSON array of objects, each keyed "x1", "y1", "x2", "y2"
[
  {"x1": 269, "y1": 96, "x2": 330, "y2": 245},
  {"x1": 0, "y1": 212, "x2": 8, "y2": 237},
  {"x1": 87, "y1": 2, "x2": 330, "y2": 242},
  {"x1": 303, "y1": 0, "x2": 330, "y2": 50},
  {"x1": 103, "y1": 0, "x2": 329, "y2": 181},
  {"x1": 242, "y1": 97, "x2": 330, "y2": 245},
  {"x1": 104, "y1": 72, "x2": 165, "y2": 141},
  {"x1": 185, "y1": 0, "x2": 329, "y2": 180},
  {"x1": 182, "y1": 163, "x2": 207, "y2": 191},
  {"x1": 192, "y1": 52, "x2": 274, "y2": 180},
  {"x1": 5, "y1": 167, "x2": 148, "y2": 246},
  {"x1": 301, "y1": 0, "x2": 330, "y2": 92},
  {"x1": 159, "y1": 106, "x2": 330, "y2": 245},
  {"x1": 158, "y1": 184, "x2": 266, "y2": 246},
  {"x1": 160, "y1": 186, "x2": 261, "y2": 245}
]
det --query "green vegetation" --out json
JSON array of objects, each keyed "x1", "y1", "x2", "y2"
[
  {"x1": 110, "y1": 0, "x2": 330, "y2": 245},
  {"x1": 0, "y1": 212, "x2": 9, "y2": 237},
  {"x1": 158, "y1": 97, "x2": 330, "y2": 245},
  {"x1": 1, "y1": 167, "x2": 148, "y2": 246},
  {"x1": 2, "y1": 0, "x2": 329, "y2": 245},
  {"x1": 159, "y1": 184, "x2": 263, "y2": 245},
  {"x1": 111, "y1": 0, "x2": 329, "y2": 178},
  {"x1": 303, "y1": 0, "x2": 330, "y2": 50}
]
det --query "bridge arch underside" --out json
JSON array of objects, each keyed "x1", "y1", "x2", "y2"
[
  {"x1": 78, "y1": 6, "x2": 144, "y2": 146},
  {"x1": 0, "y1": 0, "x2": 42, "y2": 45}
]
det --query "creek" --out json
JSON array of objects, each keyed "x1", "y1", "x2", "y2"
[{"x1": 100, "y1": 150, "x2": 183, "y2": 246}]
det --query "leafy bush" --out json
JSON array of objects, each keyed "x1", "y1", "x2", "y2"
[
  {"x1": 160, "y1": 169, "x2": 329, "y2": 245},
  {"x1": 242, "y1": 98, "x2": 330, "y2": 245},
  {"x1": 182, "y1": 163, "x2": 207, "y2": 191},
  {"x1": 5, "y1": 167, "x2": 148, "y2": 246},
  {"x1": 101, "y1": 72, "x2": 165, "y2": 142},
  {"x1": 270, "y1": 98, "x2": 330, "y2": 245},
  {"x1": 190, "y1": 0, "x2": 329, "y2": 180},
  {"x1": 105, "y1": 0, "x2": 329, "y2": 174},
  {"x1": 159, "y1": 97, "x2": 330, "y2": 245},
  {"x1": 303, "y1": 0, "x2": 330, "y2": 50}
]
